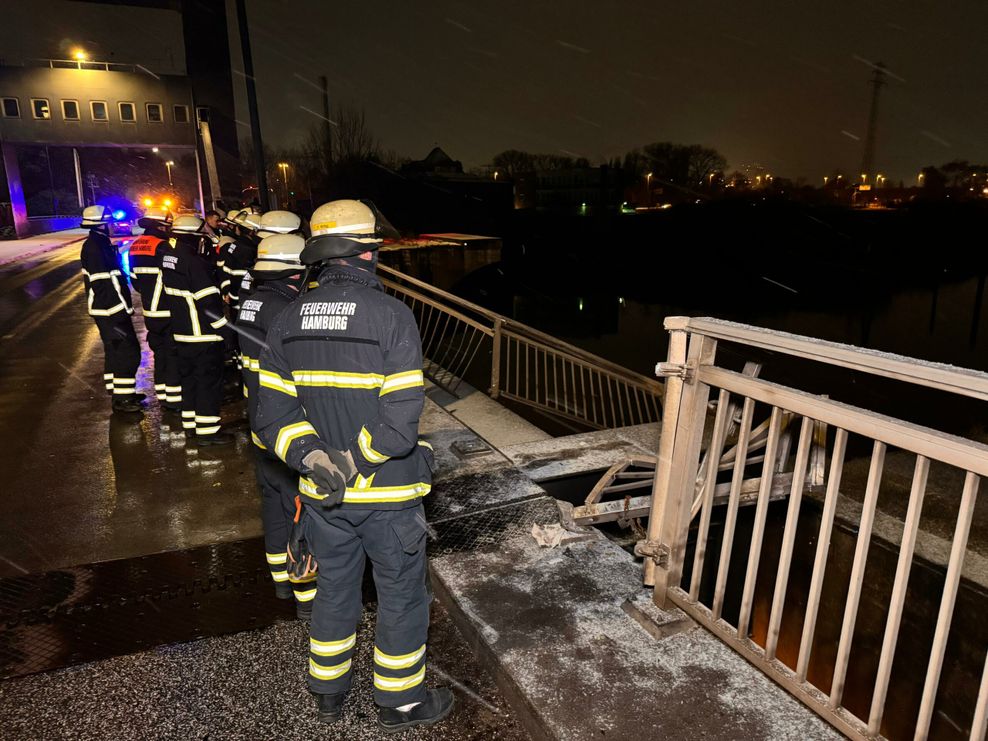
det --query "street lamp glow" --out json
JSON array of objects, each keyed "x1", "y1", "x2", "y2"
[
  {"x1": 152, "y1": 147, "x2": 159, "y2": 153},
  {"x1": 165, "y1": 161, "x2": 175, "y2": 188},
  {"x1": 163, "y1": 198, "x2": 173, "y2": 208},
  {"x1": 143, "y1": 197, "x2": 153, "y2": 207},
  {"x1": 73, "y1": 49, "x2": 87, "y2": 61}
]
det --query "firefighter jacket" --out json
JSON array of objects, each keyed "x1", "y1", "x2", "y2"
[
  {"x1": 235, "y1": 274, "x2": 304, "y2": 450},
  {"x1": 256, "y1": 265, "x2": 434, "y2": 511},
  {"x1": 218, "y1": 236, "x2": 257, "y2": 305},
  {"x1": 81, "y1": 229, "x2": 133, "y2": 318},
  {"x1": 127, "y1": 231, "x2": 170, "y2": 320},
  {"x1": 161, "y1": 238, "x2": 230, "y2": 344}
]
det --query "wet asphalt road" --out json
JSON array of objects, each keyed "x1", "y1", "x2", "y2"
[
  {"x1": 0, "y1": 239, "x2": 260, "y2": 578},
  {"x1": 0, "y1": 241, "x2": 532, "y2": 740}
]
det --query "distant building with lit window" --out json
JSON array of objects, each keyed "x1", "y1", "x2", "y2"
[{"x1": 0, "y1": 0, "x2": 239, "y2": 237}]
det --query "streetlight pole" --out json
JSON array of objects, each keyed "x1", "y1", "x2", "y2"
[
  {"x1": 235, "y1": 0, "x2": 270, "y2": 210},
  {"x1": 645, "y1": 172, "x2": 652, "y2": 206},
  {"x1": 166, "y1": 161, "x2": 175, "y2": 188}
]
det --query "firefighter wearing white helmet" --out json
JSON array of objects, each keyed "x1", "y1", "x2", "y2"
[
  {"x1": 218, "y1": 208, "x2": 262, "y2": 310},
  {"x1": 80, "y1": 205, "x2": 142, "y2": 413},
  {"x1": 127, "y1": 207, "x2": 181, "y2": 409},
  {"x1": 234, "y1": 233, "x2": 315, "y2": 610},
  {"x1": 256, "y1": 201, "x2": 453, "y2": 730},
  {"x1": 256, "y1": 210, "x2": 302, "y2": 238},
  {"x1": 161, "y1": 215, "x2": 234, "y2": 445}
]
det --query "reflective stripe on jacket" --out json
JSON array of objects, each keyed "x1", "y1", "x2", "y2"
[
  {"x1": 256, "y1": 265, "x2": 433, "y2": 511},
  {"x1": 81, "y1": 230, "x2": 133, "y2": 317}
]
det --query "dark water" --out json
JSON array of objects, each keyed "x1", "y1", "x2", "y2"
[{"x1": 385, "y1": 205, "x2": 988, "y2": 438}]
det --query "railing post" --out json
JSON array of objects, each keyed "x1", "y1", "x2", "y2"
[
  {"x1": 489, "y1": 317, "x2": 503, "y2": 399},
  {"x1": 641, "y1": 318, "x2": 717, "y2": 607}
]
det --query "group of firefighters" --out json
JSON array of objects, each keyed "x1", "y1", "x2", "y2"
[{"x1": 78, "y1": 199, "x2": 453, "y2": 732}]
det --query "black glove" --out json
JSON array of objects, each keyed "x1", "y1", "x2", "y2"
[
  {"x1": 302, "y1": 449, "x2": 356, "y2": 508},
  {"x1": 287, "y1": 496, "x2": 317, "y2": 580}
]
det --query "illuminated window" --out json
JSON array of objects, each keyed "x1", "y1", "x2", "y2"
[
  {"x1": 91, "y1": 101, "x2": 108, "y2": 121},
  {"x1": 146, "y1": 103, "x2": 163, "y2": 123},
  {"x1": 173, "y1": 104, "x2": 189, "y2": 123},
  {"x1": 62, "y1": 100, "x2": 80, "y2": 120},
  {"x1": 1, "y1": 98, "x2": 19, "y2": 118},
  {"x1": 119, "y1": 102, "x2": 136, "y2": 122},
  {"x1": 31, "y1": 98, "x2": 51, "y2": 120}
]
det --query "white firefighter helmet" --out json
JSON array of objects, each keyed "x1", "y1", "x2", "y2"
[
  {"x1": 301, "y1": 199, "x2": 398, "y2": 265},
  {"x1": 253, "y1": 233, "x2": 305, "y2": 274},
  {"x1": 170, "y1": 214, "x2": 206, "y2": 234},
  {"x1": 142, "y1": 206, "x2": 172, "y2": 222},
  {"x1": 217, "y1": 235, "x2": 236, "y2": 249},
  {"x1": 224, "y1": 207, "x2": 261, "y2": 229},
  {"x1": 257, "y1": 210, "x2": 301, "y2": 237},
  {"x1": 138, "y1": 206, "x2": 172, "y2": 231},
  {"x1": 81, "y1": 205, "x2": 112, "y2": 227}
]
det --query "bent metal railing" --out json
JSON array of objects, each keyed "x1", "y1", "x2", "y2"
[
  {"x1": 640, "y1": 317, "x2": 988, "y2": 740},
  {"x1": 377, "y1": 264, "x2": 662, "y2": 430}
]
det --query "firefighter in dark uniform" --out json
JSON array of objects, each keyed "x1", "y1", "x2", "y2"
[
  {"x1": 218, "y1": 208, "x2": 262, "y2": 312},
  {"x1": 235, "y1": 232, "x2": 314, "y2": 614},
  {"x1": 256, "y1": 200, "x2": 453, "y2": 731},
  {"x1": 80, "y1": 205, "x2": 142, "y2": 413},
  {"x1": 127, "y1": 207, "x2": 181, "y2": 410},
  {"x1": 162, "y1": 215, "x2": 234, "y2": 445}
]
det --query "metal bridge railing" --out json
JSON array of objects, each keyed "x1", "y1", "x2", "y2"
[
  {"x1": 377, "y1": 264, "x2": 662, "y2": 430},
  {"x1": 641, "y1": 316, "x2": 988, "y2": 740}
]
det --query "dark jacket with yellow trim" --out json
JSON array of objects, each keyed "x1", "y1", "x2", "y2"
[
  {"x1": 81, "y1": 229, "x2": 133, "y2": 318},
  {"x1": 255, "y1": 265, "x2": 434, "y2": 511},
  {"x1": 127, "y1": 228, "x2": 170, "y2": 320},
  {"x1": 161, "y1": 237, "x2": 230, "y2": 344},
  {"x1": 236, "y1": 274, "x2": 304, "y2": 448},
  {"x1": 218, "y1": 235, "x2": 258, "y2": 307}
]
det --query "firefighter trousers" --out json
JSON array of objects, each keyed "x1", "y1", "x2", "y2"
[
  {"x1": 252, "y1": 447, "x2": 314, "y2": 605},
  {"x1": 304, "y1": 504, "x2": 430, "y2": 707},
  {"x1": 95, "y1": 315, "x2": 141, "y2": 400},
  {"x1": 175, "y1": 342, "x2": 224, "y2": 436},
  {"x1": 145, "y1": 317, "x2": 181, "y2": 404}
]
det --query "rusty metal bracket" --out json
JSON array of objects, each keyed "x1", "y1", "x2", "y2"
[
  {"x1": 655, "y1": 361, "x2": 691, "y2": 381},
  {"x1": 634, "y1": 539, "x2": 669, "y2": 566}
]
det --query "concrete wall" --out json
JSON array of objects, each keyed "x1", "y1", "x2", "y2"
[{"x1": 0, "y1": 67, "x2": 196, "y2": 148}]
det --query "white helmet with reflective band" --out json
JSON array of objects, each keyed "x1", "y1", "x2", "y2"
[
  {"x1": 142, "y1": 206, "x2": 172, "y2": 222},
  {"x1": 253, "y1": 233, "x2": 305, "y2": 274},
  {"x1": 258, "y1": 210, "x2": 301, "y2": 235},
  {"x1": 301, "y1": 199, "x2": 398, "y2": 265},
  {"x1": 81, "y1": 205, "x2": 112, "y2": 227},
  {"x1": 217, "y1": 235, "x2": 236, "y2": 248},
  {"x1": 171, "y1": 214, "x2": 206, "y2": 234}
]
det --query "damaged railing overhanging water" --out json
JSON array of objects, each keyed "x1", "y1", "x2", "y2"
[
  {"x1": 377, "y1": 264, "x2": 663, "y2": 430},
  {"x1": 641, "y1": 316, "x2": 988, "y2": 741}
]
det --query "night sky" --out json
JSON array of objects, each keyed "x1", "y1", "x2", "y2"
[{"x1": 232, "y1": 0, "x2": 988, "y2": 183}]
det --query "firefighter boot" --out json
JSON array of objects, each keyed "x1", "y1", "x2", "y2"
[
  {"x1": 315, "y1": 693, "x2": 346, "y2": 724},
  {"x1": 377, "y1": 688, "x2": 455, "y2": 733}
]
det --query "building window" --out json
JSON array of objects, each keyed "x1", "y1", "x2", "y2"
[
  {"x1": 119, "y1": 102, "x2": 136, "y2": 122},
  {"x1": 1, "y1": 98, "x2": 19, "y2": 118},
  {"x1": 173, "y1": 104, "x2": 189, "y2": 123},
  {"x1": 61, "y1": 100, "x2": 80, "y2": 120},
  {"x1": 91, "y1": 101, "x2": 108, "y2": 121},
  {"x1": 31, "y1": 98, "x2": 51, "y2": 120},
  {"x1": 196, "y1": 106, "x2": 209, "y2": 123},
  {"x1": 146, "y1": 103, "x2": 163, "y2": 123}
]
